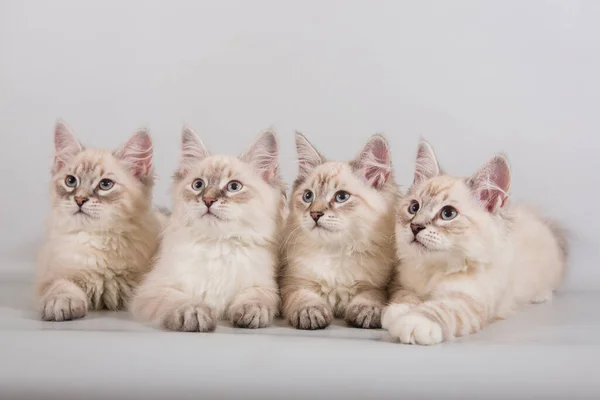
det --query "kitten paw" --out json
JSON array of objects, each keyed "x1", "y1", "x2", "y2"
[
  {"x1": 345, "y1": 303, "x2": 382, "y2": 329},
  {"x1": 41, "y1": 296, "x2": 87, "y2": 321},
  {"x1": 230, "y1": 302, "x2": 273, "y2": 329},
  {"x1": 381, "y1": 303, "x2": 414, "y2": 329},
  {"x1": 388, "y1": 314, "x2": 443, "y2": 345},
  {"x1": 163, "y1": 304, "x2": 216, "y2": 332},
  {"x1": 289, "y1": 304, "x2": 333, "y2": 330}
]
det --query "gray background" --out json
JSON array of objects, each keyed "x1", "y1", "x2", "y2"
[{"x1": 1, "y1": 0, "x2": 598, "y2": 290}]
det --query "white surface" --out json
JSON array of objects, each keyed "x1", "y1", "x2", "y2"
[
  {"x1": 0, "y1": 0, "x2": 599, "y2": 289},
  {"x1": 0, "y1": 277, "x2": 599, "y2": 399}
]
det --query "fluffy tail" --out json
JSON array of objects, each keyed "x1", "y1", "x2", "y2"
[{"x1": 546, "y1": 219, "x2": 569, "y2": 262}]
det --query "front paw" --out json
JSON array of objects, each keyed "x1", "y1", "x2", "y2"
[
  {"x1": 42, "y1": 295, "x2": 87, "y2": 321},
  {"x1": 345, "y1": 303, "x2": 382, "y2": 329},
  {"x1": 163, "y1": 304, "x2": 216, "y2": 332},
  {"x1": 387, "y1": 313, "x2": 444, "y2": 345},
  {"x1": 381, "y1": 303, "x2": 414, "y2": 329},
  {"x1": 230, "y1": 302, "x2": 273, "y2": 329},
  {"x1": 289, "y1": 304, "x2": 333, "y2": 330}
]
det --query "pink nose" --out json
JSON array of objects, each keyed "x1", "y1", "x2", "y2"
[
  {"x1": 74, "y1": 196, "x2": 89, "y2": 207},
  {"x1": 203, "y1": 197, "x2": 216, "y2": 208},
  {"x1": 310, "y1": 211, "x2": 324, "y2": 222},
  {"x1": 410, "y1": 223, "x2": 425, "y2": 236}
]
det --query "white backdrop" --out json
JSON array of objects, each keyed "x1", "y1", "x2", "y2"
[{"x1": 1, "y1": 0, "x2": 598, "y2": 290}]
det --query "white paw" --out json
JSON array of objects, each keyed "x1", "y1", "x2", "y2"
[
  {"x1": 163, "y1": 304, "x2": 216, "y2": 332},
  {"x1": 532, "y1": 292, "x2": 553, "y2": 304},
  {"x1": 388, "y1": 314, "x2": 444, "y2": 345},
  {"x1": 41, "y1": 295, "x2": 87, "y2": 321},
  {"x1": 381, "y1": 303, "x2": 414, "y2": 329},
  {"x1": 230, "y1": 302, "x2": 273, "y2": 329}
]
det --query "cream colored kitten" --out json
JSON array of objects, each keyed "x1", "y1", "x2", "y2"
[
  {"x1": 37, "y1": 121, "x2": 163, "y2": 321},
  {"x1": 382, "y1": 140, "x2": 567, "y2": 345},
  {"x1": 280, "y1": 133, "x2": 398, "y2": 330},
  {"x1": 131, "y1": 127, "x2": 285, "y2": 331}
]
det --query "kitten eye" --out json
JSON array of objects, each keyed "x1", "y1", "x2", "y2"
[
  {"x1": 65, "y1": 175, "x2": 78, "y2": 188},
  {"x1": 440, "y1": 206, "x2": 458, "y2": 220},
  {"x1": 191, "y1": 179, "x2": 205, "y2": 191},
  {"x1": 303, "y1": 190, "x2": 314, "y2": 203},
  {"x1": 334, "y1": 191, "x2": 350, "y2": 203},
  {"x1": 227, "y1": 180, "x2": 243, "y2": 192},
  {"x1": 98, "y1": 179, "x2": 114, "y2": 191},
  {"x1": 408, "y1": 200, "x2": 420, "y2": 214}
]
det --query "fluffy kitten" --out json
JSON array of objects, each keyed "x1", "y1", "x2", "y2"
[
  {"x1": 131, "y1": 127, "x2": 285, "y2": 331},
  {"x1": 280, "y1": 133, "x2": 398, "y2": 330},
  {"x1": 37, "y1": 121, "x2": 163, "y2": 321},
  {"x1": 382, "y1": 140, "x2": 567, "y2": 345}
]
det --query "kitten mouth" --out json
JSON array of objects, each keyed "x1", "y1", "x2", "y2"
[
  {"x1": 202, "y1": 211, "x2": 221, "y2": 220},
  {"x1": 74, "y1": 210, "x2": 90, "y2": 217},
  {"x1": 411, "y1": 238, "x2": 428, "y2": 249}
]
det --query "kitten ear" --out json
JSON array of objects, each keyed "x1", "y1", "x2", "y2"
[
  {"x1": 177, "y1": 126, "x2": 210, "y2": 176},
  {"x1": 355, "y1": 134, "x2": 391, "y2": 189},
  {"x1": 240, "y1": 130, "x2": 279, "y2": 182},
  {"x1": 295, "y1": 132, "x2": 325, "y2": 176},
  {"x1": 53, "y1": 120, "x2": 83, "y2": 172},
  {"x1": 467, "y1": 154, "x2": 511, "y2": 213},
  {"x1": 413, "y1": 139, "x2": 440, "y2": 186},
  {"x1": 114, "y1": 129, "x2": 154, "y2": 180}
]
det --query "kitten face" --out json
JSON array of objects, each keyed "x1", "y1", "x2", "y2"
[
  {"x1": 49, "y1": 121, "x2": 154, "y2": 231},
  {"x1": 289, "y1": 133, "x2": 394, "y2": 244},
  {"x1": 398, "y1": 176, "x2": 482, "y2": 253},
  {"x1": 397, "y1": 140, "x2": 511, "y2": 259},
  {"x1": 171, "y1": 127, "x2": 282, "y2": 238}
]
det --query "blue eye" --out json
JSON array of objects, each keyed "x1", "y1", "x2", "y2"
[
  {"x1": 303, "y1": 190, "x2": 314, "y2": 203},
  {"x1": 408, "y1": 200, "x2": 419, "y2": 214},
  {"x1": 98, "y1": 179, "x2": 114, "y2": 191},
  {"x1": 334, "y1": 191, "x2": 350, "y2": 203},
  {"x1": 192, "y1": 179, "x2": 205, "y2": 191},
  {"x1": 227, "y1": 180, "x2": 243, "y2": 192},
  {"x1": 65, "y1": 175, "x2": 78, "y2": 188},
  {"x1": 440, "y1": 206, "x2": 458, "y2": 220}
]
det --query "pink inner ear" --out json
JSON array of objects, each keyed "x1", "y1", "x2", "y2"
[
  {"x1": 472, "y1": 156, "x2": 511, "y2": 213},
  {"x1": 359, "y1": 137, "x2": 391, "y2": 189},
  {"x1": 116, "y1": 131, "x2": 153, "y2": 180}
]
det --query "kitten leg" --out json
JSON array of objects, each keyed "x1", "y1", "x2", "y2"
[
  {"x1": 345, "y1": 287, "x2": 386, "y2": 329},
  {"x1": 283, "y1": 289, "x2": 333, "y2": 330},
  {"x1": 39, "y1": 279, "x2": 88, "y2": 321},
  {"x1": 387, "y1": 292, "x2": 486, "y2": 345},
  {"x1": 131, "y1": 285, "x2": 216, "y2": 332},
  {"x1": 228, "y1": 286, "x2": 279, "y2": 329},
  {"x1": 381, "y1": 289, "x2": 422, "y2": 329}
]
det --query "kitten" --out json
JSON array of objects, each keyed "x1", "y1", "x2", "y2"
[
  {"x1": 37, "y1": 121, "x2": 163, "y2": 321},
  {"x1": 280, "y1": 133, "x2": 398, "y2": 330},
  {"x1": 130, "y1": 127, "x2": 285, "y2": 331},
  {"x1": 382, "y1": 140, "x2": 567, "y2": 345}
]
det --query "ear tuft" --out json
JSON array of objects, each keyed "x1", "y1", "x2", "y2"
[
  {"x1": 114, "y1": 129, "x2": 154, "y2": 180},
  {"x1": 413, "y1": 139, "x2": 440, "y2": 187},
  {"x1": 295, "y1": 132, "x2": 325, "y2": 176},
  {"x1": 467, "y1": 154, "x2": 511, "y2": 213},
  {"x1": 355, "y1": 134, "x2": 391, "y2": 189},
  {"x1": 240, "y1": 130, "x2": 279, "y2": 182},
  {"x1": 177, "y1": 126, "x2": 210, "y2": 177},
  {"x1": 53, "y1": 120, "x2": 83, "y2": 172}
]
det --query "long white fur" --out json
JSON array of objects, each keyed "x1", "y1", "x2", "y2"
[
  {"x1": 131, "y1": 127, "x2": 285, "y2": 331},
  {"x1": 36, "y1": 121, "x2": 163, "y2": 321},
  {"x1": 383, "y1": 140, "x2": 566, "y2": 345}
]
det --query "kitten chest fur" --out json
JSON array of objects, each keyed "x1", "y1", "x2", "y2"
[{"x1": 162, "y1": 237, "x2": 277, "y2": 319}]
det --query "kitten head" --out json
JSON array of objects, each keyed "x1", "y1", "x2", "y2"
[
  {"x1": 50, "y1": 120, "x2": 154, "y2": 231},
  {"x1": 288, "y1": 133, "x2": 396, "y2": 245},
  {"x1": 171, "y1": 127, "x2": 284, "y2": 239},
  {"x1": 397, "y1": 139, "x2": 511, "y2": 260}
]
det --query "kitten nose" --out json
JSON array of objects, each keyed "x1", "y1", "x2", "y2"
[
  {"x1": 310, "y1": 211, "x2": 324, "y2": 222},
  {"x1": 410, "y1": 223, "x2": 426, "y2": 236},
  {"x1": 74, "y1": 196, "x2": 89, "y2": 207},
  {"x1": 203, "y1": 197, "x2": 216, "y2": 208}
]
